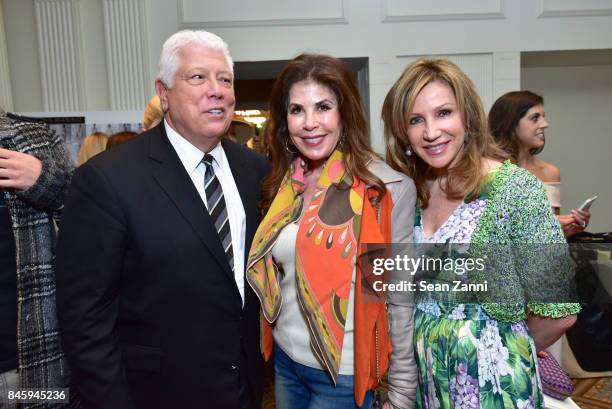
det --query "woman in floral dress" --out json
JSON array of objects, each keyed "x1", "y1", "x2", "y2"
[{"x1": 381, "y1": 59, "x2": 580, "y2": 408}]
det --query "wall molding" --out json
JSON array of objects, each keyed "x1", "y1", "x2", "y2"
[
  {"x1": 381, "y1": 0, "x2": 505, "y2": 22},
  {"x1": 538, "y1": 0, "x2": 612, "y2": 18},
  {"x1": 396, "y1": 53, "x2": 494, "y2": 108},
  {"x1": 102, "y1": 0, "x2": 149, "y2": 110},
  {"x1": 34, "y1": 0, "x2": 85, "y2": 112},
  {"x1": 178, "y1": 0, "x2": 348, "y2": 28}
]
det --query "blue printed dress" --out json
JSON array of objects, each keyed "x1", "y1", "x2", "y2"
[{"x1": 413, "y1": 161, "x2": 580, "y2": 409}]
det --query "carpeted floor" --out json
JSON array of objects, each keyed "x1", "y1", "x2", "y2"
[
  {"x1": 572, "y1": 377, "x2": 612, "y2": 409},
  {"x1": 262, "y1": 372, "x2": 612, "y2": 408}
]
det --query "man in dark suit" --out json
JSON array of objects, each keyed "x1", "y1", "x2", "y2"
[{"x1": 56, "y1": 30, "x2": 269, "y2": 409}]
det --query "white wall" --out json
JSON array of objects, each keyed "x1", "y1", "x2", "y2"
[
  {"x1": 5, "y1": 0, "x2": 612, "y2": 148},
  {"x1": 3, "y1": 1, "x2": 612, "y2": 202},
  {"x1": 3, "y1": 0, "x2": 43, "y2": 111},
  {"x1": 522, "y1": 64, "x2": 612, "y2": 233}
]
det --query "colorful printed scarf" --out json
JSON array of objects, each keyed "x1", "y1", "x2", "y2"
[{"x1": 247, "y1": 149, "x2": 365, "y2": 382}]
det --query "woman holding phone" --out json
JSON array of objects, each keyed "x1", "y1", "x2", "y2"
[{"x1": 488, "y1": 91, "x2": 591, "y2": 237}]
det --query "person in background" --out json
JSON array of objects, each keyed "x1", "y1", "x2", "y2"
[
  {"x1": 106, "y1": 131, "x2": 138, "y2": 149},
  {"x1": 488, "y1": 90, "x2": 591, "y2": 238},
  {"x1": 77, "y1": 131, "x2": 108, "y2": 165},
  {"x1": 250, "y1": 122, "x2": 271, "y2": 158},
  {"x1": 225, "y1": 122, "x2": 239, "y2": 143},
  {"x1": 55, "y1": 29, "x2": 268, "y2": 409},
  {"x1": 140, "y1": 95, "x2": 163, "y2": 133},
  {"x1": 247, "y1": 53, "x2": 417, "y2": 409},
  {"x1": 0, "y1": 109, "x2": 78, "y2": 408},
  {"x1": 382, "y1": 59, "x2": 579, "y2": 408}
]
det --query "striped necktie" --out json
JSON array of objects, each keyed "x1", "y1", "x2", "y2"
[{"x1": 202, "y1": 154, "x2": 233, "y2": 271}]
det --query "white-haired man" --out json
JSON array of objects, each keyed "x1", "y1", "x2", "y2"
[{"x1": 56, "y1": 30, "x2": 269, "y2": 409}]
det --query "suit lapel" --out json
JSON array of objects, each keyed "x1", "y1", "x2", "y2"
[{"x1": 149, "y1": 126, "x2": 234, "y2": 280}]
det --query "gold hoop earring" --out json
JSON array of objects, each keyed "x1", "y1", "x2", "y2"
[{"x1": 285, "y1": 137, "x2": 298, "y2": 154}]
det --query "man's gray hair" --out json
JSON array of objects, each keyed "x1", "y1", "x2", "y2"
[{"x1": 157, "y1": 30, "x2": 234, "y2": 87}]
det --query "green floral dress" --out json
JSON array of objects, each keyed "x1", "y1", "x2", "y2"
[{"x1": 413, "y1": 161, "x2": 581, "y2": 409}]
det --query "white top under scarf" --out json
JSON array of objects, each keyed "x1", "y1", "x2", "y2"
[{"x1": 271, "y1": 222, "x2": 356, "y2": 375}]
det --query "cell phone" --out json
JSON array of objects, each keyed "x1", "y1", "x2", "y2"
[{"x1": 578, "y1": 195, "x2": 597, "y2": 211}]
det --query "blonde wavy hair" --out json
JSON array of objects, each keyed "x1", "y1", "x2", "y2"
[
  {"x1": 382, "y1": 58, "x2": 506, "y2": 208},
  {"x1": 141, "y1": 95, "x2": 163, "y2": 132},
  {"x1": 78, "y1": 132, "x2": 108, "y2": 165}
]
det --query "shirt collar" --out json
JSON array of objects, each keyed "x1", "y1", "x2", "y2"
[
  {"x1": 206, "y1": 142, "x2": 224, "y2": 168},
  {"x1": 164, "y1": 119, "x2": 223, "y2": 174}
]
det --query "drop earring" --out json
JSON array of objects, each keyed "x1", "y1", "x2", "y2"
[
  {"x1": 340, "y1": 129, "x2": 347, "y2": 147},
  {"x1": 285, "y1": 137, "x2": 298, "y2": 154}
]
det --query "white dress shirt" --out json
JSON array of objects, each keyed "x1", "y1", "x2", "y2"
[{"x1": 164, "y1": 120, "x2": 247, "y2": 304}]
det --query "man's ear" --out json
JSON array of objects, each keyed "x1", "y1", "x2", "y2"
[{"x1": 155, "y1": 80, "x2": 169, "y2": 113}]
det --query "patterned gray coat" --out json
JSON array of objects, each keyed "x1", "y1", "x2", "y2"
[{"x1": 0, "y1": 110, "x2": 78, "y2": 408}]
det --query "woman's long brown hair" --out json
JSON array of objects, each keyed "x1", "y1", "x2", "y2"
[{"x1": 260, "y1": 53, "x2": 384, "y2": 214}]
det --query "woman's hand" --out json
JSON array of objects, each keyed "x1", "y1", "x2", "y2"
[
  {"x1": 0, "y1": 148, "x2": 43, "y2": 190},
  {"x1": 558, "y1": 214, "x2": 579, "y2": 237},
  {"x1": 571, "y1": 209, "x2": 591, "y2": 228},
  {"x1": 557, "y1": 208, "x2": 591, "y2": 237},
  {"x1": 526, "y1": 313, "x2": 577, "y2": 352}
]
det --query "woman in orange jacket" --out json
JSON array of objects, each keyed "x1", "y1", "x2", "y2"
[{"x1": 247, "y1": 54, "x2": 417, "y2": 409}]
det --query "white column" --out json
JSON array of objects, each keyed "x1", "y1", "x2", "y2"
[
  {"x1": 34, "y1": 0, "x2": 85, "y2": 112},
  {"x1": 0, "y1": 2, "x2": 14, "y2": 111},
  {"x1": 102, "y1": 0, "x2": 149, "y2": 111}
]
